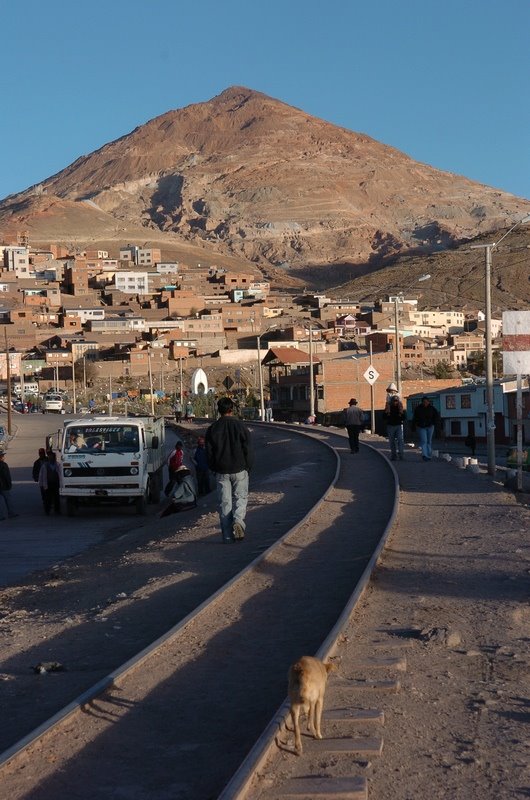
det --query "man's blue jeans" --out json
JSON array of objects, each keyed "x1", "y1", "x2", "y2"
[
  {"x1": 387, "y1": 424, "x2": 404, "y2": 458},
  {"x1": 418, "y1": 426, "x2": 435, "y2": 459},
  {"x1": 0, "y1": 490, "x2": 16, "y2": 519},
  {"x1": 215, "y1": 470, "x2": 249, "y2": 541}
]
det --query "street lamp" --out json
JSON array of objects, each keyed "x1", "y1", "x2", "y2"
[
  {"x1": 470, "y1": 214, "x2": 530, "y2": 476},
  {"x1": 308, "y1": 324, "x2": 316, "y2": 418},
  {"x1": 257, "y1": 326, "x2": 276, "y2": 421},
  {"x1": 393, "y1": 274, "x2": 431, "y2": 395},
  {"x1": 71, "y1": 358, "x2": 77, "y2": 415}
]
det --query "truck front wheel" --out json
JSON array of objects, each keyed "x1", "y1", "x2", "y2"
[
  {"x1": 149, "y1": 470, "x2": 162, "y2": 504},
  {"x1": 136, "y1": 487, "x2": 148, "y2": 515}
]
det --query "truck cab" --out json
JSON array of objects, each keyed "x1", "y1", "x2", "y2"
[{"x1": 59, "y1": 415, "x2": 165, "y2": 515}]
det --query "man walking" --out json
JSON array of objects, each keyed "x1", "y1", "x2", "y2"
[
  {"x1": 344, "y1": 398, "x2": 364, "y2": 454},
  {"x1": 173, "y1": 399, "x2": 183, "y2": 423},
  {"x1": 413, "y1": 396, "x2": 440, "y2": 461},
  {"x1": 205, "y1": 396, "x2": 253, "y2": 543},
  {"x1": 0, "y1": 450, "x2": 18, "y2": 519}
]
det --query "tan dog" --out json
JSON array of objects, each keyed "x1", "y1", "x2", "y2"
[{"x1": 288, "y1": 656, "x2": 333, "y2": 755}]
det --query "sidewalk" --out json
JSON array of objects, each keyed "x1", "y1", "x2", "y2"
[{"x1": 252, "y1": 427, "x2": 530, "y2": 799}]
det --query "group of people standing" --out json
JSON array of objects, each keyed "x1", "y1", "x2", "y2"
[
  {"x1": 0, "y1": 447, "x2": 63, "y2": 520},
  {"x1": 382, "y1": 384, "x2": 440, "y2": 462},
  {"x1": 173, "y1": 399, "x2": 194, "y2": 424},
  {"x1": 344, "y1": 383, "x2": 440, "y2": 463}
]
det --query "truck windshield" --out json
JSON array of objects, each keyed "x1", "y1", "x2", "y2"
[{"x1": 64, "y1": 425, "x2": 140, "y2": 453}]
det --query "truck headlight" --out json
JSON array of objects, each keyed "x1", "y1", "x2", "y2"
[
  {"x1": 64, "y1": 469, "x2": 72, "y2": 477},
  {"x1": 130, "y1": 467, "x2": 139, "y2": 475}
]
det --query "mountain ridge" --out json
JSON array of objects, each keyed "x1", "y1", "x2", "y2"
[{"x1": 1, "y1": 86, "x2": 528, "y2": 283}]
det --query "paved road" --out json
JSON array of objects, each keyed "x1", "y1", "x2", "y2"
[
  {"x1": 0, "y1": 412, "x2": 168, "y2": 586},
  {"x1": 0, "y1": 414, "x2": 337, "y2": 588}
]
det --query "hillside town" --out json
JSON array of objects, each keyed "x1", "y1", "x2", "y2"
[{"x1": 0, "y1": 236, "x2": 527, "y2": 447}]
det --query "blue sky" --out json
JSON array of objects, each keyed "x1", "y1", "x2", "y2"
[{"x1": 2, "y1": 0, "x2": 528, "y2": 201}]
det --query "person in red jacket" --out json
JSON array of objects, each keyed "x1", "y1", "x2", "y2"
[{"x1": 167, "y1": 441, "x2": 184, "y2": 484}]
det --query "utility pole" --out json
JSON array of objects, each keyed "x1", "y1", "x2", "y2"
[
  {"x1": 394, "y1": 296, "x2": 402, "y2": 396},
  {"x1": 309, "y1": 326, "x2": 315, "y2": 418},
  {"x1": 470, "y1": 214, "x2": 530, "y2": 477},
  {"x1": 369, "y1": 340, "x2": 375, "y2": 434},
  {"x1": 20, "y1": 359, "x2": 25, "y2": 402},
  {"x1": 71, "y1": 358, "x2": 77, "y2": 415},
  {"x1": 484, "y1": 244, "x2": 495, "y2": 476},
  {"x1": 148, "y1": 351, "x2": 155, "y2": 415},
  {"x1": 4, "y1": 329, "x2": 12, "y2": 436},
  {"x1": 179, "y1": 357, "x2": 183, "y2": 404},
  {"x1": 257, "y1": 334, "x2": 265, "y2": 421}
]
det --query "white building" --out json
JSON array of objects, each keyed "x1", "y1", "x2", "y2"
[
  {"x1": 408, "y1": 309, "x2": 465, "y2": 334},
  {"x1": 114, "y1": 271, "x2": 149, "y2": 294},
  {"x1": 65, "y1": 307, "x2": 106, "y2": 324},
  {"x1": 1, "y1": 246, "x2": 31, "y2": 278}
]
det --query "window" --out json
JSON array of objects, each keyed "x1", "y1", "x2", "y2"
[
  {"x1": 460, "y1": 394, "x2": 471, "y2": 409},
  {"x1": 451, "y1": 421, "x2": 462, "y2": 435},
  {"x1": 445, "y1": 395, "x2": 456, "y2": 409}
]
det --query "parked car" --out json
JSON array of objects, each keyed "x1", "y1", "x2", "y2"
[{"x1": 43, "y1": 394, "x2": 64, "y2": 413}]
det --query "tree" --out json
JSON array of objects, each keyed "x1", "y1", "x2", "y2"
[
  {"x1": 73, "y1": 358, "x2": 98, "y2": 385},
  {"x1": 433, "y1": 360, "x2": 453, "y2": 379},
  {"x1": 467, "y1": 350, "x2": 502, "y2": 377}
]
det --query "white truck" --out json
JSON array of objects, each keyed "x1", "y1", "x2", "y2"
[{"x1": 58, "y1": 415, "x2": 166, "y2": 515}]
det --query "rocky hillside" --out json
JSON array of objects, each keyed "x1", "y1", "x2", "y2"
[
  {"x1": 330, "y1": 225, "x2": 530, "y2": 312},
  {"x1": 1, "y1": 86, "x2": 528, "y2": 283}
]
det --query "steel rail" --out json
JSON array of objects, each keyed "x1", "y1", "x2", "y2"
[
  {"x1": 217, "y1": 431, "x2": 399, "y2": 800},
  {"x1": 0, "y1": 426, "x2": 341, "y2": 775}
]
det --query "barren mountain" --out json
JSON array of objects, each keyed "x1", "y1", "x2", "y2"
[
  {"x1": 330, "y1": 225, "x2": 530, "y2": 312},
  {"x1": 1, "y1": 86, "x2": 528, "y2": 284}
]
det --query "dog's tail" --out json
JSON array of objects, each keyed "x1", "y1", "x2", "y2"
[{"x1": 325, "y1": 661, "x2": 335, "y2": 674}]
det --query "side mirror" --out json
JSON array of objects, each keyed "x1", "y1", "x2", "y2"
[{"x1": 151, "y1": 436, "x2": 159, "y2": 449}]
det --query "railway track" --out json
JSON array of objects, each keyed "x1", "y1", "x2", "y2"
[{"x1": 0, "y1": 426, "x2": 397, "y2": 800}]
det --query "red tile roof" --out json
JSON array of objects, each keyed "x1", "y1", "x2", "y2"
[{"x1": 263, "y1": 347, "x2": 320, "y2": 365}]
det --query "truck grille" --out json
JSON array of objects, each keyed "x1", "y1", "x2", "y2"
[
  {"x1": 64, "y1": 467, "x2": 136, "y2": 477},
  {"x1": 65, "y1": 483, "x2": 140, "y2": 490}
]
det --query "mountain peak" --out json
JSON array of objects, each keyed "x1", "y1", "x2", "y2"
[{"x1": 1, "y1": 88, "x2": 529, "y2": 280}]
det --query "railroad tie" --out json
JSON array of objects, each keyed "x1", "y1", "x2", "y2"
[{"x1": 266, "y1": 774, "x2": 368, "y2": 799}]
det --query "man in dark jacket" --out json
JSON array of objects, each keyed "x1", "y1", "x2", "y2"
[
  {"x1": 205, "y1": 396, "x2": 253, "y2": 543},
  {"x1": 0, "y1": 450, "x2": 18, "y2": 519},
  {"x1": 33, "y1": 448, "x2": 48, "y2": 508},
  {"x1": 412, "y1": 396, "x2": 440, "y2": 461},
  {"x1": 344, "y1": 398, "x2": 365, "y2": 454},
  {"x1": 32, "y1": 448, "x2": 48, "y2": 482}
]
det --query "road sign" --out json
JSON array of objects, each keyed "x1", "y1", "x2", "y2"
[
  {"x1": 363, "y1": 365, "x2": 379, "y2": 385},
  {"x1": 223, "y1": 376, "x2": 234, "y2": 390}
]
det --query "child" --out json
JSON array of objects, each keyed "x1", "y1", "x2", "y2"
[
  {"x1": 167, "y1": 441, "x2": 184, "y2": 483},
  {"x1": 193, "y1": 436, "x2": 210, "y2": 495}
]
